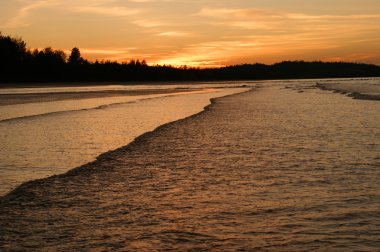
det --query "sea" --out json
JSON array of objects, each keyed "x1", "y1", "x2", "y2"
[
  {"x1": 0, "y1": 84, "x2": 248, "y2": 195},
  {"x1": 0, "y1": 78, "x2": 379, "y2": 251}
]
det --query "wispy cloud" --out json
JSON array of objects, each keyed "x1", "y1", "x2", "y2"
[
  {"x1": 197, "y1": 7, "x2": 282, "y2": 20},
  {"x1": 70, "y1": 5, "x2": 139, "y2": 17},
  {"x1": 156, "y1": 31, "x2": 190, "y2": 37},
  {"x1": 198, "y1": 7, "x2": 380, "y2": 21},
  {"x1": 3, "y1": 0, "x2": 139, "y2": 28},
  {"x1": 73, "y1": 47, "x2": 152, "y2": 62},
  {"x1": 197, "y1": 7, "x2": 380, "y2": 31},
  {"x1": 4, "y1": 0, "x2": 48, "y2": 28},
  {"x1": 132, "y1": 19, "x2": 165, "y2": 28}
]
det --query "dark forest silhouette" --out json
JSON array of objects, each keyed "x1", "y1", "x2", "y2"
[{"x1": 1, "y1": 32, "x2": 380, "y2": 84}]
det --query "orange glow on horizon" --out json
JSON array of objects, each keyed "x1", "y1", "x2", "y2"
[{"x1": 2, "y1": 0, "x2": 380, "y2": 67}]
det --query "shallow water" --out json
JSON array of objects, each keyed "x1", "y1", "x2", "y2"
[
  {"x1": 0, "y1": 82, "x2": 379, "y2": 251},
  {"x1": 315, "y1": 77, "x2": 380, "y2": 100},
  {"x1": 0, "y1": 88, "x2": 247, "y2": 195},
  {"x1": 0, "y1": 89, "x2": 218, "y2": 121},
  {"x1": 0, "y1": 81, "x2": 251, "y2": 95}
]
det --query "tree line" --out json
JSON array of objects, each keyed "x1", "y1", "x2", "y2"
[{"x1": 1, "y1": 32, "x2": 380, "y2": 83}]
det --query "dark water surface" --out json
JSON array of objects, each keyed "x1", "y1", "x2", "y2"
[{"x1": 1, "y1": 86, "x2": 379, "y2": 251}]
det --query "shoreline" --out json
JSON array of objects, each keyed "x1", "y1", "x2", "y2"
[
  {"x1": 0, "y1": 87, "x2": 251, "y2": 199},
  {"x1": 315, "y1": 83, "x2": 380, "y2": 101}
]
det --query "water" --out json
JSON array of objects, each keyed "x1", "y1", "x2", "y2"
[
  {"x1": 0, "y1": 79, "x2": 379, "y2": 250},
  {"x1": 0, "y1": 87, "x2": 248, "y2": 195},
  {"x1": 0, "y1": 89, "x2": 220, "y2": 121},
  {"x1": 314, "y1": 78, "x2": 380, "y2": 100},
  {"x1": 0, "y1": 81, "x2": 251, "y2": 95}
]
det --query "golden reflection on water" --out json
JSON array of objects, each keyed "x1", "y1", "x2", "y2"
[
  {"x1": 0, "y1": 88, "x2": 247, "y2": 195},
  {"x1": 0, "y1": 83, "x2": 379, "y2": 250},
  {"x1": 0, "y1": 88, "x2": 219, "y2": 121}
]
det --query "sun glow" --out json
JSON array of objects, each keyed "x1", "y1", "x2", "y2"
[{"x1": 1, "y1": 0, "x2": 380, "y2": 66}]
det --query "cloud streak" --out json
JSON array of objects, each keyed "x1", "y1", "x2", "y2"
[
  {"x1": 156, "y1": 31, "x2": 190, "y2": 37},
  {"x1": 3, "y1": 0, "x2": 139, "y2": 28},
  {"x1": 2, "y1": 1, "x2": 380, "y2": 66},
  {"x1": 197, "y1": 7, "x2": 380, "y2": 31}
]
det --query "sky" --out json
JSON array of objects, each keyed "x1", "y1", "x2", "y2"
[{"x1": 1, "y1": 0, "x2": 380, "y2": 67}]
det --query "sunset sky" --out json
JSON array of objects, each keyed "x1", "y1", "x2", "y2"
[{"x1": 1, "y1": 0, "x2": 380, "y2": 67}]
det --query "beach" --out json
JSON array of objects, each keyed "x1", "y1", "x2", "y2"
[{"x1": 1, "y1": 79, "x2": 379, "y2": 250}]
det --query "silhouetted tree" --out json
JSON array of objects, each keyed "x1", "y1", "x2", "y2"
[
  {"x1": 0, "y1": 32, "x2": 28, "y2": 68},
  {"x1": 129, "y1": 59, "x2": 136, "y2": 66},
  {"x1": 68, "y1": 47, "x2": 84, "y2": 64},
  {"x1": 1, "y1": 32, "x2": 380, "y2": 83}
]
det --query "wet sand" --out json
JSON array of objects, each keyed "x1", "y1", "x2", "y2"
[{"x1": 1, "y1": 86, "x2": 379, "y2": 251}]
